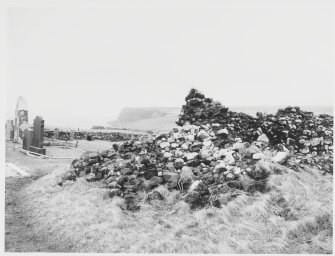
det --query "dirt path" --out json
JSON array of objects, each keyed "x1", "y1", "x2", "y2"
[
  {"x1": 5, "y1": 176, "x2": 58, "y2": 252},
  {"x1": 5, "y1": 144, "x2": 73, "y2": 252},
  {"x1": 5, "y1": 140, "x2": 117, "y2": 252}
]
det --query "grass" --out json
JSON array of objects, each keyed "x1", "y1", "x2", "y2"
[{"x1": 19, "y1": 163, "x2": 332, "y2": 253}]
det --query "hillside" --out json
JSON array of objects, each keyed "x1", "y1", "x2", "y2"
[{"x1": 109, "y1": 107, "x2": 180, "y2": 132}]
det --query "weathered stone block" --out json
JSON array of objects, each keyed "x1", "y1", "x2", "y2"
[{"x1": 29, "y1": 146, "x2": 46, "y2": 155}]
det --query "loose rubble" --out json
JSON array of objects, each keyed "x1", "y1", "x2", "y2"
[{"x1": 61, "y1": 89, "x2": 333, "y2": 211}]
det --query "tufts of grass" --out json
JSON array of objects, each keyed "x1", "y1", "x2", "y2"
[{"x1": 20, "y1": 165, "x2": 332, "y2": 253}]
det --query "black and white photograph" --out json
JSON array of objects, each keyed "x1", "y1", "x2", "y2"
[{"x1": 1, "y1": 0, "x2": 334, "y2": 253}]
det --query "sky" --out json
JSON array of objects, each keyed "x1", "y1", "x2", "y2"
[{"x1": 5, "y1": 0, "x2": 334, "y2": 129}]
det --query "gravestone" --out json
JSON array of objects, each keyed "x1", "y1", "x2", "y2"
[
  {"x1": 5, "y1": 121, "x2": 9, "y2": 140},
  {"x1": 87, "y1": 134, "x2": 92, "y2": 141},
  {"x1": 10, "y1": 120, "x2": 14, "y2": 140},
  {"x1": 29, "y1": 116, "x2": 46, "y2": 155},
  {"x1": 54, "y1": 128, "x2": 60, "y2": 140},
  {"x1": 32, "y1": 116, "x2": 44, "y2": 148},
  {"x1": 6, "y1": 120, "x2": 14, "y2": 141},
  {"x1": 70, "y1": 131, "x2": 75, "y2": 141},
  {"x1": 22, "y1": 128, "x2": 33, "y2": 150},
  {"x1": 13, "y1": 120, "x2": 19, "y2": 143}
]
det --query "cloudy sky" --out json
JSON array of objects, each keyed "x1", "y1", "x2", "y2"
[{"x1": 5, "y1": 0, "x2": 334, "y2": 128}]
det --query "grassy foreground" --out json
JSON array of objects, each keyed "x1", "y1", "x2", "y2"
[{"x1": 19, "y1": 164, "x2": 332, "y2": 253}]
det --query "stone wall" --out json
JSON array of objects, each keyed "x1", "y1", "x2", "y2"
[
  {"x1": 44, "y1": 129, "x2": 145, "y2": 142},
  {"x1": 176, "y1": 89, "x2": 333, "y2": 154}
]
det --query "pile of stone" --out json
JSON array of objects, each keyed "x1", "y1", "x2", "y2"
[
  {"x1": 62, "y1": 89, "x2": 333, "y2": 210},
  {"x1": 176, "y1": 89, "x2": 333, "y2": 154},
  {"x1": 176, "y1": 89, "x2": 260, "y2": 142},
  {"x1": 63, "y1": 124, "x2": 266, "y2": 210}
]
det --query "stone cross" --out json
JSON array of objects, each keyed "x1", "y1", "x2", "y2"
[{"x1": 14, "y1": 97, "x2": 29, "y2": 143}]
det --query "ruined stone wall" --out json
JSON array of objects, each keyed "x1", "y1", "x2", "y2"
[{"x1": 176, "y1": 89, "x2": 333, "y2": 154}]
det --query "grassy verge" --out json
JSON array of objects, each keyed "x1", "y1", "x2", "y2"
[{"x1": 20, "y1": 164, "x2": 332, "y2": 253}]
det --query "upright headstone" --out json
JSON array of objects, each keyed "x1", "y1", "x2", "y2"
[
  {"x1": 13, "y1": 119, "x2": 18, "y2": 142},
  {"x1": 10, "y1": 120, "x2": 14, "y2": 140},
  {"x1": 32, "y1": 116, "x2": 44, "y2": 148},
  {"x1": 87, "y1": 134, "x2": 92, "y2": 141},
  {"x1": 5, "y1": 120, "x2": 14, "y2": 141},
  {"x1": 29, "y1": 116, "x2": 46, "y2": 155},
  {"x1": 54, "y1": 128, "x2": 60, "y2": 140},
  {"x1": 22, "y1": 129, "x2": 28, "y2": 149},
  {"x1": 5, "y1": 121, "x2": 8, "y2": 140},
  {"x1": 70, "y1": 131, "x2": 75, "y2": 141},
  {"x1": 14, "y1": 97, "x2": 29, "y2": 143},
  {"x1": 22, "y1": 128, "x2": 33, "y2": 150}
]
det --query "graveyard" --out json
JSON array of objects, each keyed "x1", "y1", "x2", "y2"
[{"x1": 4, "y1": 89, "x2": 333, "y2": 253}]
